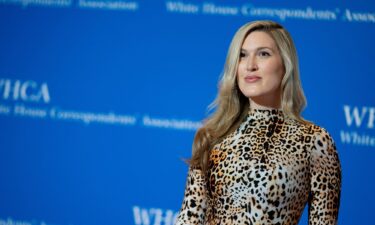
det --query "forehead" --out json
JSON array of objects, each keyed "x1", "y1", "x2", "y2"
[{"x1": 241, "y1": 31, "x2": 277, "y2": 50}]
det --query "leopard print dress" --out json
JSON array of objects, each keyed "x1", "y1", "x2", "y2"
[{"x1": 176, "y1": 108, "x2": 341, "y2": 225}]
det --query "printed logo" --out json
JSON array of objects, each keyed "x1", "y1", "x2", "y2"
[
  {"x1": 133, "y1": 206, "x2": 179, "y2": 225},
  {"x1": 165, "y1": 1, "x2": 375, "y2": 23},
  {"x1": 343, "y1": 105, "x2": 374, "y2": 129},
  {"x1": 0, "y1": 78, "x2": 50, "y2": 103},
  {"x1": 0, "y1": 217, "x2": 54, "y2": 225},
  {"x1": 340, "y1": 105, "x2": 375, "y2": 147},
  {"x1": 0, "y1": 0, "x2": 139, "y2": 10},
  {"x1": 0, "y1": 77, "x2": 199, "y2": 130}
]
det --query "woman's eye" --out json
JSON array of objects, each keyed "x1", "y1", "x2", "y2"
[
  {"x1": 259, "y1": 51, "x2": 271, "y2": 57},
  {"x1": 240, "y1": 52, "x2": 246, "y2": 58}
]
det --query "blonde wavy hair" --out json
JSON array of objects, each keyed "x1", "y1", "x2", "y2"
[{"x1": 190, "y1": 20, "x2": 308, "y2": 172}]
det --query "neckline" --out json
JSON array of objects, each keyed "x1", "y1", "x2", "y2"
[
  {"x1": 247, "y1": 107, "x2": 285, "y2": 119},
  {"x1": 248, "y1": 99, "x2": 281, "y2": 111}
]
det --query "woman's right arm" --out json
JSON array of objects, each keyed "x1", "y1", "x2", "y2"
[{"x1": 175, "y1": 166, "x2": 207, "y2": 225}]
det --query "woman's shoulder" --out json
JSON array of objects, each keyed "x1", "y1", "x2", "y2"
[
  {"x1": 287, "y1": 117, "x2": 333, "y2": 136},
  {"x1": 298, "y1": 120, "x2": 338, "y2": 158},
  {"x1": 305, "y1": 121, "x2": 334, "y2": 139},
  {"x1": 286, "y1": 117, "x2": 336, "y2": 146}
]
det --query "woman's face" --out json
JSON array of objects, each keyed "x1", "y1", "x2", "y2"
[{"x1": 237, "y1": 31, "x2": 285, "y2": 107}]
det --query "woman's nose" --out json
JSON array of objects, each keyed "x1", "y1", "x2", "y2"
[{"x1": 246, "y1": 56, "x2": 258, "y2": 71}]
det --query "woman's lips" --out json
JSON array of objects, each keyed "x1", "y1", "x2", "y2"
[{"x1": 244, "y1": 75, "x2": 261, "y2": 83}]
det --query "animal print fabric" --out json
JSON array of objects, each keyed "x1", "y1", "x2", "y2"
[{"x1": 176, "y1": 108, "x2": 341, "y2": 225}]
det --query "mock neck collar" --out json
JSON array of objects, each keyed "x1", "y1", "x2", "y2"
[{"x1": 247, "y1": 107, "x2": 285, "y2": 120}]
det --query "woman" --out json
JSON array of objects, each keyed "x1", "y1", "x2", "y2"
[{"x1": 176, "y1": 20, "x2": 341, "y2": 225}]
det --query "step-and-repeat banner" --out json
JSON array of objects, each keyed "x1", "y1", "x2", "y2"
[{"x1": 1, "y1": 0, "x2": 374, "y2": 224}]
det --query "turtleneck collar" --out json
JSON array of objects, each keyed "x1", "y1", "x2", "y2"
[
  {"x1": 247, "y1": 107, "x2": 285, "y2": 120},
  {"x1": 247, "y1": 99, "x2": 283, "y2": 116}
]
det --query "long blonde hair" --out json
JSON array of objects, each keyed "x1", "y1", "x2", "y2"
[{"x1": 190, "y1": 20, "x2": 308, "y2": 172}]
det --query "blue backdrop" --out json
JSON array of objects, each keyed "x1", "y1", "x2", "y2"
[{"x1": 1, "y1": 1, "x2": 374, "y2": 225}]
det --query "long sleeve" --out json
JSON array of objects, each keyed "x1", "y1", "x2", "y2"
[
  {"x1": 175, "y1": 166, "x2": 207, "y2": 225},
  {"x1": 308, "y1": 128, "x2": 342, "y2": 225}
]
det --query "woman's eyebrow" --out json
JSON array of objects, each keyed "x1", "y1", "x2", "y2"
[{"x1": 241, "y1": 46, "x2": 275, "y2": 52}]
